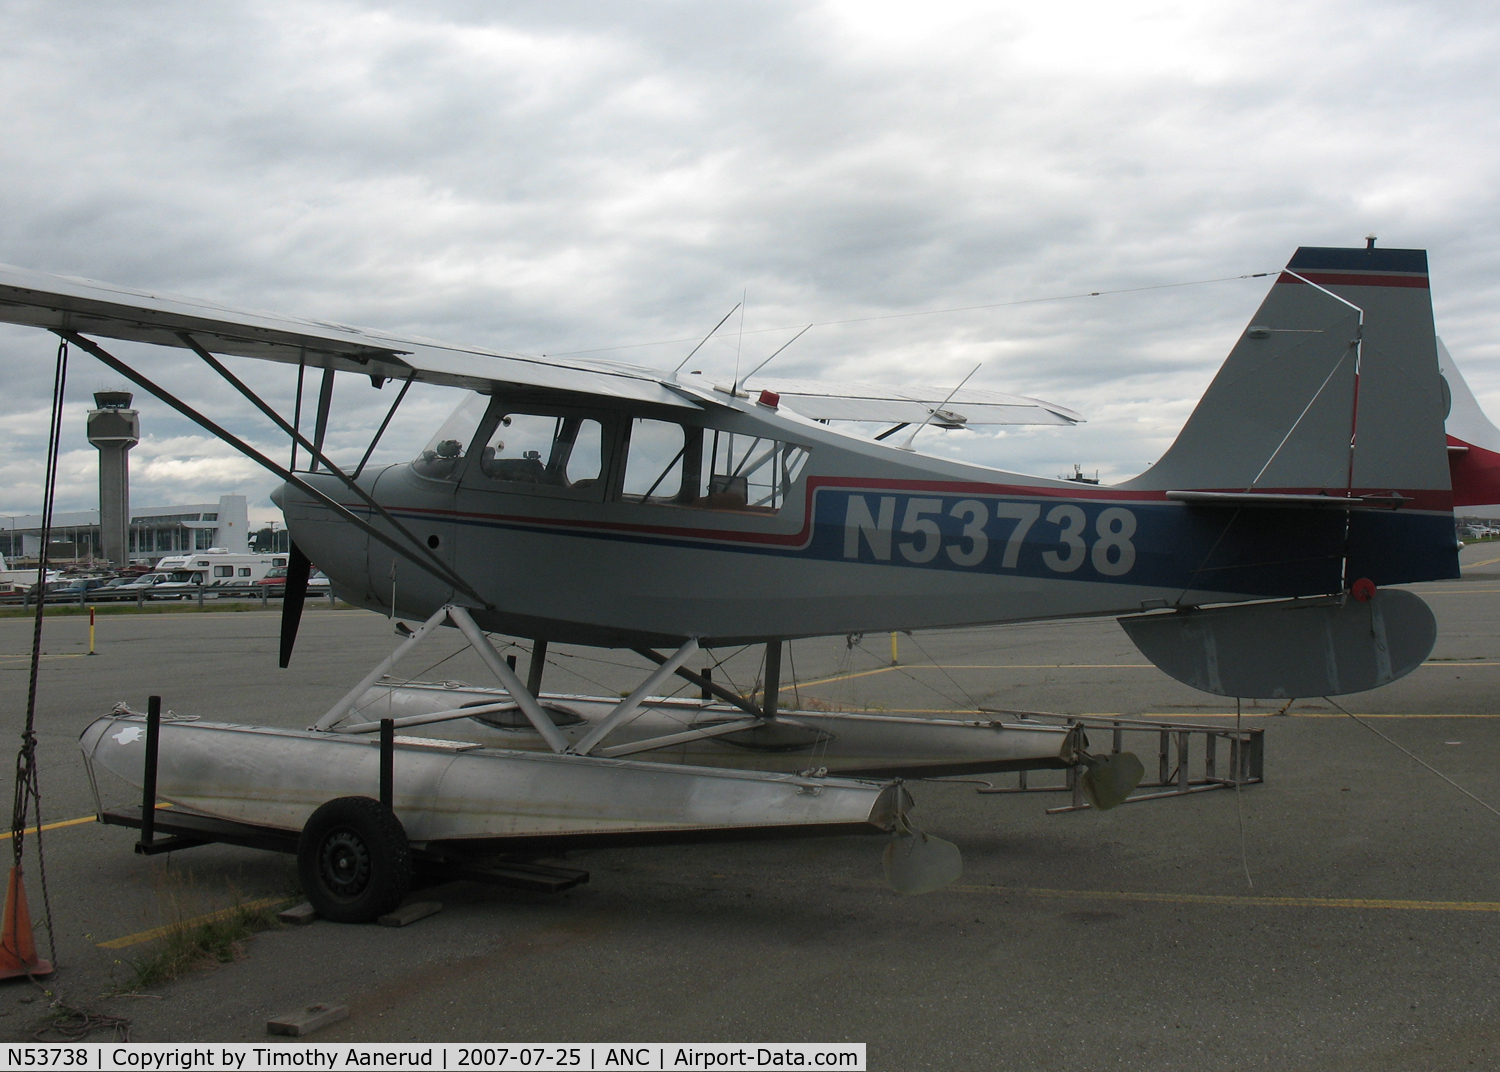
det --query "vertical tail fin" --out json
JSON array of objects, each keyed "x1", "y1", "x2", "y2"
[
  {"x1": 1123, "y1": 245, "x2": 1456, "y2": 586},
  {"x1": 1125, "y1": 246, "x2": 1449, "y2": 500}
]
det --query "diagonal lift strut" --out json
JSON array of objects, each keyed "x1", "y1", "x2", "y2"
[{"x1": 58, "y1": 330, "x2": 489, "y2": 607}]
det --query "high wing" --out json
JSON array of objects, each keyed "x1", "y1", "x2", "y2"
[
  {"x1": 748, "y1": 377, "x2": 1084, "y2": 426},
  {"x1": 0, "y1": 263, "x2": 696, "y2": 409},
  {"x1": 0, "y1": 263, "x2": 1086, "y2": 423}
]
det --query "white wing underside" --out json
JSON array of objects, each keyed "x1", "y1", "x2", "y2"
[
  {"x1": 0, "y1": 263, "x2": 696, "y2": 408},
  {"x1": 1438, "y1": 337, "x2": 1500, "y2": 453},
  {"x1": 750, "y1": 378, "x2": 1083, "y2": 426},
  {"x1": 0, "y1": 263, "x2": 1082, "y2": 424}
]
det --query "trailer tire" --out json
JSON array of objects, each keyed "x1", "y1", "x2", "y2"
[{"x1": 298, "y1": 796, "x2": 411, "y2": 923}]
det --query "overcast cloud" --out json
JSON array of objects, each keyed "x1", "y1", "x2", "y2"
[{"x1": 3, "y1": 0, "x2": 1499, "y2": 522}]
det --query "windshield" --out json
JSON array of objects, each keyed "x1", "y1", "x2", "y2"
[{"x1": 413, "y1": 393, "x2": 488, "y2": 481}]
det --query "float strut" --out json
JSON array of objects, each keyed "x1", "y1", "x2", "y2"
[
  {"x1": 527, "y1": 640, "x2": 548, "y2": 697},
  {"x1": 763, "y1": 640, "x2": 783, "y2": 721},
  {"x1": 631, "y1": 649, "x2": 760, "y2": 718}
]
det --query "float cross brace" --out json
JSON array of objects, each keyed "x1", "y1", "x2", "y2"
[{"x1": 311, "y1": 608, "x2": 709, "y2": 760}]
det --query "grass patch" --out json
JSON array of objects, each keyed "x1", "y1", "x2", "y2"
[{"x1": 122, "y1": 898, "x2": 291, "y2": 991}]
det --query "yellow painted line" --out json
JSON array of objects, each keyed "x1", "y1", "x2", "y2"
[
  {"x1": 950, "y1": 884, "x2": 1500, "y2": 912},
  {"x1": 98, "y1": 896, "x2": 291, "y2": 950},
  {"x1": 793, "y1": 664, "x2": 1168, "y2": 689},
  {"x1": 1464, "y1": 555, "x2": 1500, "y2": 568},
  {"x1": 0, "y1": 803, "x2": 176, "y2": 841},
  {"x1": 1279, "y1": 712, "x2": 1500, "y2": 719},
  {"x1": 789, "y1": 665, "x2": 902, "y2": 689},
  {"x1": 0, "y1": 815, "x2": 96, "y2": 841},
  {"x1": 0, "y1": 654, "x2": 89, "y2": 661},
  {"x1": 911, "y1": 663, "x2": 1154, "y2": 669}
]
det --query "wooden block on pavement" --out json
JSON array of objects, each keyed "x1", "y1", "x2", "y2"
[
  {"x1": 267, "y1": 1003, "x2": 347, "y2": 1037},
  {"x1": 276, "y1": 902, "x2": 318, "y2": 925},
  {"x1": 377, "y1": 901, "x2": 442, "y2": 927}
]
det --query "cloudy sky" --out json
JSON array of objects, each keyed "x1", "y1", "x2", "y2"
[{"x1": 2, "y1": 0, "x2": 1498, "y2": 524}]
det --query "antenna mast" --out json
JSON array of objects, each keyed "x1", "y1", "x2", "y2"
[
  {"x1": 672, "y1": 303, "x2": 742, "y2": 375},
  {"x1": 735, "y1": 324, "x2": 813, "y2": 394}
]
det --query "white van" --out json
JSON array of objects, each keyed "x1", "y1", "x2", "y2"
[{"x1": 154, "y1": 548, "x2": 289, "y2": 586}]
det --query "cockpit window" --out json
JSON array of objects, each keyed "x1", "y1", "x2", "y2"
[
  {"x1": 478, "y1": 413, "x2": 603, "y2": 490},
  {"x1": 622, "y1": 419, "x2": 687, "y2": 503},
  {"x1": 697, "y1": 430, "x2": 809, "y2": 512},
  {"x1": 621, "y1": 419, "x2": 810, "y2": 512},
  {"x1": 412, "y1": 393, "x2": 488, "y2": 481}
]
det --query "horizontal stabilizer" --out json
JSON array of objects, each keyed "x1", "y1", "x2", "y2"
[
  {"x1": 1119, "y1": 589, "x2": 1436, "y2": 698},
  {"x1": 1166, "y1": 490, "x2": 1368, "y2": 508}
]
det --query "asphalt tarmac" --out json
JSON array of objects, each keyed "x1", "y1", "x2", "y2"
[{"x1": 4, "y1": 545, "x2": 1500, "y2": 1068}]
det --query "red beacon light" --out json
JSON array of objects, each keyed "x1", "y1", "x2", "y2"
[
  {"x1": 757, "y1": 389, "x2": 780, "y2": 409},
  {"x1": 1350, "y1": 577, "x2": 1377, "y2": 602}
]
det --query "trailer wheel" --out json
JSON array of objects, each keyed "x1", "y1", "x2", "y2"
[{"x1": 297, "y1": 796, "x2": 411, "y2": 923}]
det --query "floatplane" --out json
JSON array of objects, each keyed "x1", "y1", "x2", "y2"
[{"x1": 0, "y1": 241, "x2": 1461, "y2": 919}]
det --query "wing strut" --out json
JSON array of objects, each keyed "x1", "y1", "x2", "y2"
[
  {"x1": 354, "y1": 375, "x2": 413, "y2": 479},
  {"x1": 309, "y1": 367, "x2": 335, "y2": 472},
  {"x1": 57, "y1": 331, "x2": 489, "y2": 607},
  {"x1": 174, "y1": 332, "x2": 465, "y2": 600}
]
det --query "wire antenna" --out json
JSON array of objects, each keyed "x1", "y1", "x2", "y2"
[
  {"x1": 671, "y1": 303, "x2": 742, "y2": 374},
  {"x1": 555, "y1": 271, "x2": 1275, "y2": 359}
]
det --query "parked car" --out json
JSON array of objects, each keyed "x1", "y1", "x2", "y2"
[
  {"x1": 108, "y1": 572, "x2": 199, "y2": 601},
  {"x1": 255, "y1": 568, "x2": 331, "y2": 596},
  {"x1": 48, "y1": 576, "x2": 117, "y2": 601},
  {"x1": 90, "y1": 575, "x2": 146, "y2": 601}
]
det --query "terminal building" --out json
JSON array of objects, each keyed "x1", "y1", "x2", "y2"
[{"x1": 0, "y1": 494, "x2": 252, "y2": 565}]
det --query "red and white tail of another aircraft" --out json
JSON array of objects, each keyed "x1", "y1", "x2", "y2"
[{"x1": 1439, "y1": 338, "x2": 1500, "y2": 508}]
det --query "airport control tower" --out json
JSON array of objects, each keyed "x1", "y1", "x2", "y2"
[{"x1": 87, "y1": 391, "x2": 139, "y2": 565}]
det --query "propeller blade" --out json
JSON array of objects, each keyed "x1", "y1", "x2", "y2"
[{"x1": 279, "y1": 542, "x2": 312, "y2": 668}]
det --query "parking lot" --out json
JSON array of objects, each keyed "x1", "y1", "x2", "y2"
[{"x1": 2, "y1": 545, "x2": 1500, "y2": 1068}]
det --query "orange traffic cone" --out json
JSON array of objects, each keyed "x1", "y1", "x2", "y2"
[{"x1": 0, "y1": 865, "x2": 53, "y2": 979}]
